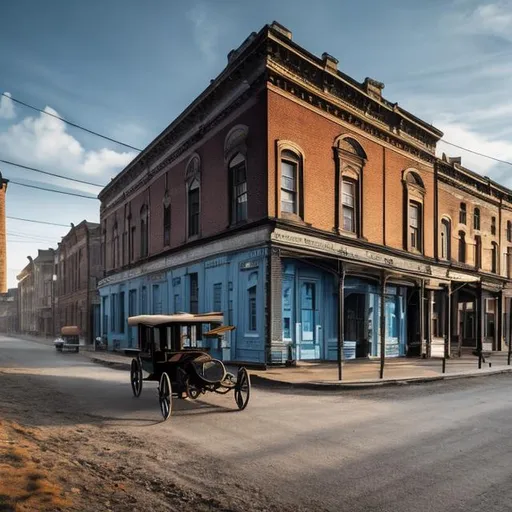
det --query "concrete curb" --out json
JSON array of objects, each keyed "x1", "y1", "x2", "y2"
[
  {"x1": 87, "y1": 357, "x2": 131, "y2": 371},
  {"x1": 249, "y1": 366, "x2": 512, "y2": 391}
]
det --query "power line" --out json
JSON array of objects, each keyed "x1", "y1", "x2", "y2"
[
  {"x1": 6, "y1": 216, "x2": 70, "y2": 227},
  {"x1": 2, "y1": 92, "x2": 143, "y2": 152},
  {"x1": 8, "y1": 240, "x2": 55, "y2": 244},
  {"x1": 8, "y1": 232, "x2": 57, "y2": 242},
  {"x1": 440, "y1": 140, "x2": 512, "y2": 167},
  {"x1": 9, "y1": 180, "x2": 98, "y2": 199},
  {"x1": 0, "y1": 159, "x2": 106, "y2": 187}
]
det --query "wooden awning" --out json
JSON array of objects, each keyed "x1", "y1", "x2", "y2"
[
  {"x1": 204, "y1": 325, "x2": 236, "y2": 337},
  {"x1": 127, "y1": 312, "x2": 224, "y2": 327}
]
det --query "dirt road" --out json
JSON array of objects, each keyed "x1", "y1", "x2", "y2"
[{"x1": 2, "y1": 335, "x2": 512, "y2": 512}]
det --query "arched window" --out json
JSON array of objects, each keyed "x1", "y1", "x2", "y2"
[
  {"x1": 440, "y1": 218, "x2": 451, "y2": 260},
  {"x1": 507, "y1": 221, "x2": 512, "y2": 242},
  {"x1": 473, "y1": 208, "x2": 480, "y2": 230},
  {"x1": 140, "y1": 205, "x2": 148, "y2": 258},
  {"x1": 475, "y1": 235, "x2": 482, "y2": 269},
  {"x1": 458, "y1": 231, "x2": 466, "y2": 263},
  {"x1": 403, "y1": 170, "x2": 425, "y2": 253},
  {"x1": 113, "y1": 222, "x2": 120, "y2": 268},
  {"x1": 459, "y1": 203, "x2": 467, "y2": 224},
  {"x1": 186, "y1": 155, "x2": 201, "y2": 238},
  {"x1": 163, "y1": 190, "x2": 171, "y2": 247},
  {"x1": 491, "y1": 242, "x2": 498, "y2": 273},
  {"x1": 229, "y1": 153, "x2": 247, "y2": 224},
  {"x1": 335, "y1": 136, "x2": 366, "y2": 235},
  {"x1": 280, "y1": 149, "x2": 300, "y2": 215},
  {"x1": 225, "y1": 125, "x2": 249, "y2": 225}
]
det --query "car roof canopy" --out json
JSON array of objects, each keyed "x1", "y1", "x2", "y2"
[{"x1": 127, "y1": 312, "x2": 224, "y2": 327}]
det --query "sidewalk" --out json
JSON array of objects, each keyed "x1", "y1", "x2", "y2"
[
  {"x1": 7, "y1": 333, "x2": 512, "y2": 389},
  {"x1": 80, "y1": 347, "x2": 512, "y2": 389}
]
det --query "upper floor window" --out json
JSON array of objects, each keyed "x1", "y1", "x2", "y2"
[
  {"x1": 507, "y1": 221, "x2": 512, "y2": 242},
  {"x1": 460, "y1": 203, "x2": 467, "y2": 225},
  {"x1": 491, "y1": 216, "x2": 497, "y2": 235},
  {"x1": 225, "y1": 125, "x2": 249, "y2": 225},
  {"x1": 458, "y1": 231, "x2": 466, "y2": 263},
  {"x1": 440, "y1": 218, "x2": 451, "y2": 260},
  {"x1": 473, "y1": 208, "x2": 480, "y2": 230},
  {"x1": 404, "y1": 170, "x2": 425, "y2": 253},
  {"x1": 342, "y1": 179, "x2": 356, "y2": 232},
  {"x1": 409, "y1": 201, "x2": 422, "y2": 251},
  {"x1": 491, "y1": 242, "x2": 498, "y2": 273},
  {"x1": 188, "y1": 180, "x2": 200, "y2": 237},
  {"x1": 140, "y1": 205, "x2": 148, "y2": 258},
  {"x1": 475, "y1": 235, "x2": 482, "y2": 269},
  {"x1": 281, "y1": 150, "x2": 299, "y2": 214},
  {"x1": 335, "y1": 136, "x2": 366, "y2": 236},
  {"x1": 163, "y1": 191, "x2": 171, "y2": 247},
  {"x1": 112, "y1": 223, "x2": 119, "y2": 268},
  {"x1": 186, "y1": 155, "x2": 201, "y2": 238},
  {"x1": 507, "y1": 247, "x2": 512, "y2": 279},
  {"x1": 229, "y1": 153, "x2": 248, "y2": 224}
]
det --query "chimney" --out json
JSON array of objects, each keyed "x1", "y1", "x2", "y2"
[
  {"x1": 364, "y1": 77, "x2": 385, "y2": 100},
  {"x1": 322, "y1": 53, "x2": 338, "y2": 73},
  {"x1": 270, "y1": 21, "x2": 292, "y2": 40}
]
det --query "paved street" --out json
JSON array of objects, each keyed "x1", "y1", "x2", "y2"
[{"x1": 2, "y1": 334, "x2": 512, "y2": 511}]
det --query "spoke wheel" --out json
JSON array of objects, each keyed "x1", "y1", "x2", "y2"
[
  {"x1": 158, "y1": 372, "x2": 172, "y2": 421},
  {"x1": 234, "y1": 367, "x2": 251, "y2": 411},
  {"x1": 130, "y1": 358, "x2": 143, "y2": 397},
  {"x1": 186, "y1": 378, "x2": 200, "y2": 400}
]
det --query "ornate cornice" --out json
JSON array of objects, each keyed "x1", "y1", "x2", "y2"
[
  {"x1": 268, "y1": 71, "x2": 437, "y2": 165},
  {"x1": 265, "y1": 36, "x2": 441, "y2": 151},
  {"x1": 100, "y1": 37, "x2": 268, "y2": 206},
  {"x1": 437, "y1": 160, "x2": 512, "y2": 204}
]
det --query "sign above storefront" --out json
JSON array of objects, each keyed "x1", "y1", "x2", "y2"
[{"x1": 271, "y1": 228, "x2": 433, "y2": 276}]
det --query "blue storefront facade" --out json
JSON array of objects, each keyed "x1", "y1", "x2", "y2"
[
  {"x1": 281, "y1": 259, "x2": 408, "y2": 363},
  {"x1": 99, "y1": 245, "x2": 268, "y2": 363}
]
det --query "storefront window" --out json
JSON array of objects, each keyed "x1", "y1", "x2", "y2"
[
  {"x1": 282, "y1": 276, "x2": 293, "y2": 340},
  {"x1": 485, "y1": 298, "x2": 496, "y2": 338},
  {"x1": 301, "y1": 282, "x2": 316, "y2": 341}
]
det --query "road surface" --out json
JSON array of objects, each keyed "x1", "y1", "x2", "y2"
[{"x1": 1, "y1": 334, "x2": 512, "y2": 512}]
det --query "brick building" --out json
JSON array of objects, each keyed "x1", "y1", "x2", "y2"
[
  {"x1": 17, "y1": 249, "x2": 54, "y2": 336},
  {"x1": 0, "y1": 288, "x2": 18, "y2": 333},
  {"x1": 54, "y1": 221, "x2": 102, "y2": 343},
  {"x1": 97, "y1": 21, "x2": 512, "y2": 363},
  {"x1": 0, "y1": 171, "x2": 8, "y2": 294}
]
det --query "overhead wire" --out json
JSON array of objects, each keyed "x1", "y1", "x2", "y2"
[
  {"x1": 1, "y1": 92, "x2": 143, "y2": 152},
  {"x1": 0, "y1": 159, "x2": 106, "y2": 187},
  {"x1": 6, "y1": 216, "x2": 70, "y2": 227},
  {"x1": 9, "y1": 180, "x2": 98, "y2": 199}
]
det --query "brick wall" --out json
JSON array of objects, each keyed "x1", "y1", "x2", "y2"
[
  {"x1": 102, "y1": 93, "x2": 268, "y2": 274},
  {"x1": 267, "y1": 90, "x2": 435, "y2": 257}
]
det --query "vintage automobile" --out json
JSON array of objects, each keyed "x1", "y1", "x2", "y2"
[
  {"x1": 54, "y1": 326, "x2": 81, "y2": 353},
  {"x1": 125, "y1": 313, "x2": 251, "y2": 421}
]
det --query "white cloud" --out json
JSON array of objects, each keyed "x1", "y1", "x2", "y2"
[
  {"x1": 186, "y1": 3, "x2": 221, "y2": 60},
  {"x1": 448, "y1": 1, "x2": 512, "y2": 41},
  {"x1": 0, "y1": 92, "x2": 16, "y2": 120},
  {"x1": 435, "y1": 118, "x2": 512, "y2": 185},
  {"x1": 0, "y1": 104, "x2": 137, "y2": 190}
]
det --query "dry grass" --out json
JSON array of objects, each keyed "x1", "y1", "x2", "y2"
[{"x1": 0, "y1": 420, "x2": 72, "y2": 511}]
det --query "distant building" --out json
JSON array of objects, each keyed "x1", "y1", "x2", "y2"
[
  {"x1": 54, "y1": 221, "x2": 102, "y2": 343},
  {"x1": 97, "y1": 21, "x2": 512, "y2": 363},
  {"x1": 0, "y1": 288, "x2": 18, "y2": 333},
  {"x1": 17, "y1": 249, "x2": 54, "y2": 336},
  {"x1": 0, "y1": 171, "x2": 8, "y2": 294}
]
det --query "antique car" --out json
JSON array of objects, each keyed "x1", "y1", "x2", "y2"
[
  {"x1": 54, "y1": 325, "x2": 80, "y2": 353},
  {"x1": 125, "y1": 313, "x2": 251, "y2": 421}
]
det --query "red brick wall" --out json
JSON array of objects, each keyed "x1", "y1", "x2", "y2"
[
  {"x1": 267, "y1": 90, "x2": 435, "y2": 257},
  {"x1": 102, "y1": 93, "x2": 267, "y2": 273},
  {"x1": 438, "y1": 183, "x2": 500, "y2": 271}
]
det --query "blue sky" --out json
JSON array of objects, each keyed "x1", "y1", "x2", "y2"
[{"x1": 1, "y1": 0, "x2": 512, "y2": 287}]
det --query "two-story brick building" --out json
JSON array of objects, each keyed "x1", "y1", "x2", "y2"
[
  {"x1": 54, "y1": 221, "x2": 102, "y2": 343},
  {"x1": 17, "y1": 249, "x2": 54, "y2": 336},
  {"x1": 97, "y1": 21, "x2": 512, "y2": 364}
]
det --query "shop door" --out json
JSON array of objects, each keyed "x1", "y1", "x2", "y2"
[{"x1": 298, "y1": 280, "x2": 321, "y2": 359}]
